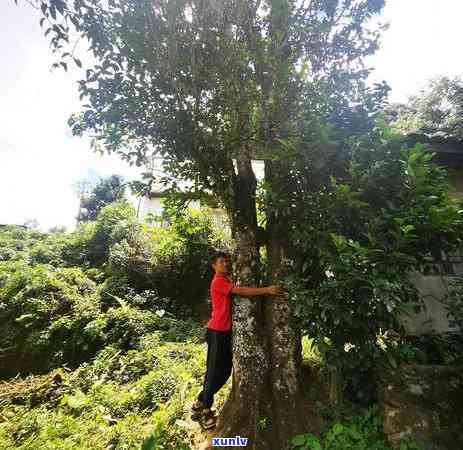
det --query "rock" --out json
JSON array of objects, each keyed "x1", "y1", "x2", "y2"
[{"x1": 377, "y1": 364, "x2": 463, "y2": 450}]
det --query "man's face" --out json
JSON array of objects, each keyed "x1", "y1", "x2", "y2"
[{"x1": 213, "y1": 256, "x2": 229, "y2": 274}]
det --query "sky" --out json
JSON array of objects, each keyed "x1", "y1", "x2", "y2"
[{"x1": 1, "y1": 0, "x2": 463, "y2": 231}]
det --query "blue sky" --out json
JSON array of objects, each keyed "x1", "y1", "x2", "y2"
[{"x1": 1, "y1": 0, "x2": 463, "y2": 230}]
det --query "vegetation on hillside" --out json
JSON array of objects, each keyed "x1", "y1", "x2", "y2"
[{"x1": 0, "y1": 204, "x2": 226, "y2": 378}]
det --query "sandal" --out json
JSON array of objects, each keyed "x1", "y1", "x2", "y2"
[
  {"x1": 191, "y1": 400, "x2": 204, "y2": 421},
  {"x1": 200, "y1": 409, "x2": 217, "y2": 430}
]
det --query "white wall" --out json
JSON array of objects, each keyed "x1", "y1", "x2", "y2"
[
  {"x1": 400, "y1": 272, "x2": 459, "y2": 335},
  {"x1": 137, "y1": 196, "x2": 202, "y2": 226}
]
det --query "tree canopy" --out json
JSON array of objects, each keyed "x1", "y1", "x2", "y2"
[
  {"x1": 387, "y1": 76, "x2": 463, "y2": 141},
  {"x1": 77, "y1": 174, "x2": 126, "y2": 222}
]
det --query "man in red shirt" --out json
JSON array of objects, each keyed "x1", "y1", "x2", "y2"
[{"x1": 191, "y1": 251, "x2": 284, "y2": 429}]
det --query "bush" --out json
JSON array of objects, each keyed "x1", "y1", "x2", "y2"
[
  {"x1": 0, "y1": 339, "x2": 205, "y2": 449},
  {"x1": 103, "y1": 206, "x2": 230, "y2": 317},
  {"x1": 0, "y1": 263, "x2": 101, "y2": 376},
  {"x1": 147, "y1": 207, "x2": 230, "y2": 315},
  {"x1": 388, "y1": 332, "x2": 463, "y2": 366},
  {"x1": 0, "y1": 225, "x2": 45, "y2": 263},
  {"x1": 290, "y1": 405, "x2": 420, "y2": 450},
  {"x1": 0, "y1": 256, "x2": 204, "y2": 376},
  {"x1": 98, "y1": 303, "x2": 161, "y2": 350},
  {"x1": 85, "y1": 201, "x2": 138, "y2": 267},
  {"x1": 0, "y1": 204, "x2": 217, "y2": 377},
  {"x1": 446, "y1": 276, "x2": 463, "y2": 333},
  {"x1": 285, "y1": 132, "x2": 463, "y2": 403}
]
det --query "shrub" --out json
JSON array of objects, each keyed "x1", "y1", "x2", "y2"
[
  {"x1": 99, "y1": 303, "x2": 161, "y2": 350},
  {"x1": 285, "y1": 133, "x2": 463, "y2": 403},
  {"x1": 85, "y1": 202, "x2": 138, "y2": 267},
  {"x1": 0, "y1": 225, "x2": 44, "y2": 262},
  {"x1": 0, "y1": 264, "x2": 100, "y2": 376},
  {"x1": 0, "y1": 336, "x2": 205, "y2": 449},
  {"x1": 147, "y1": 207, "x2": 230, "y2": 315},
  {"x1": 446, "y1": 275, "x2": 463, "y2": 333},
  {"x1": 290, "y1": 406, "x2": 420, "y2": 450}
]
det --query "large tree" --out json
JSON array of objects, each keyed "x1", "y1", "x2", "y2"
[
  {"x1": 24, "y1": 0, "x2": 387, "y2": 447},
  {"x1": 386, "y1": 75, "x2": 463, "y2": 141},
  {"x1": 76, "y1": 174, "x2": 126, "y2": 222}
]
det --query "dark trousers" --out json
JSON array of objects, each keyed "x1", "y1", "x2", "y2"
[{"x1": 197, "y1": 328, "x2": 233, "y2": 409}]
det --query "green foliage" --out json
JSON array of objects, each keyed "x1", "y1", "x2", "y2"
[
  {"x1": 0, "y1": 225, "x2": 57, "y2": 263},
  {"x1": 389, "y1": 76, "x2": 463, "y2": 140},
  {"x1": 77, "y1": 174, "x2": 126, "y2": 222},
  {"x1": 84, "y1": 201, "x2": 137, "y2": 267},
  {"x1": 11, "y1": 1, "x2": 461, "y2": 444},
  {"x1": 0, "y1": 339, "x2": 202, "y2": 449},
  {"x1": 445, "y1": 276, "x2": 463, "y2": 333},
  {"x1": 0, "y1": 202, "x2": 215, "y2": 377},
  {"x1": 290, "y1": 406, "x2": 421, "y2": 450},
  {"x1": 101, "y1": 205, "x2": 228, "y2": 315},
  {"x1": 0, "y1": 260, "x2": 202, "y2": 376},
  {"x1": 147, "y1": 207, "x2": 230, "y2": 310},
  {"x1": 23, "y1": 0, "x2": 388, "y2": 222},
  {"x1": 60, "y1": 201, "x2": 224, "y2": 305},
  {"x1": 0, "y1": 263, "x2": 101, "y2": 376},
  {"x1": 284, "y1": 126, "x2": 463, "y2": 402},
  {"x1": 387, "y1": 333, "x2": 463, "y2": 366}
]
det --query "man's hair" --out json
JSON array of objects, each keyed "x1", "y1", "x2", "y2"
[{"x1": 210, "y1": 251, "x2": 229, "y2": 266}]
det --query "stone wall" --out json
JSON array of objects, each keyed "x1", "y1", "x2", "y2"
[
  {"x1": 400, "y1": 272, "x2": 459, "y2": 335},
  {"x1": 377, "y1": 365, "x2": 463, "y2": 450}
]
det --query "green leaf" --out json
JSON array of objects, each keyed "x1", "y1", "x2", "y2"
[
  {"x1": 66, "y1": 390, "x2": 87, "y2": 409},
  {"x1": 347, "y1": 425, "x2": 362, "y2": 440},
  {"x1": 386, "y1": 351, "x2": 398, "y2": 369},
  {"x1": 291, "y1": 434, "x2": 307, "y2": 446},
  {"x1": 141, "y1": 434, "x2": 156, "y2": 450},
  {"x1": 401, "y1": 224, "x2": 415, "y2": 234},
  {"x1": 307, "y1": 437, "x2": 322, "y2": 450}
]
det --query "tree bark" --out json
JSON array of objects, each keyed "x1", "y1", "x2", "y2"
[
  {"x1": 212, "y1": 229, "x2": 316, "y2": 450},
  {"x1": 210, "y1": 157, "x2": 318, "y2": 450}
]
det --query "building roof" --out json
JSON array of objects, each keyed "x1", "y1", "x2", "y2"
[{"x1": 405, "y1": 133, "x2": 463, "y2": 166}]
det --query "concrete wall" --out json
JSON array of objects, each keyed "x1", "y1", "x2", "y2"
[
  {"x1": 137, "y1": 196, "x2": 201, "y2": 226},
  {"x1": 378, "y1": 364, "x2": 463, "y2": 449},
  {"x1": 137, "y1": 196, "x2": 230, "y2": 233},
  {"x1": 400, "y1": 272, "x2": 459, "y2": 335},
  {"x1": 399, "y1": 165, "x2": 463, "y2": 335}
]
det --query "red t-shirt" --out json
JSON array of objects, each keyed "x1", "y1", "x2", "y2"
[{"x1": 207, "y1": 272, "x2": 235, "y2": 331}]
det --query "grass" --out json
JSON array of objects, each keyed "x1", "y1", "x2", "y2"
[{"x1": 0, "y1": 333, "x2": 207, "y2": 449}]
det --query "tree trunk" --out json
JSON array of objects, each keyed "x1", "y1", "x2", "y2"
[
  {"x1": 212, "y1": 228, "x2": 317, "y2": 450},
  {"x1": 210, "y1": 159, "x2": 320, "y2": 450}
]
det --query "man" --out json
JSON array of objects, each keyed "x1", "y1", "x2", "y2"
[{"x1": 191, "y1": 251, "x2": 284, "y2": 429}]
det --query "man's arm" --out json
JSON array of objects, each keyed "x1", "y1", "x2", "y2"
[{"x1": 231, "y1": 285, "x2": 284, "y2": 297}]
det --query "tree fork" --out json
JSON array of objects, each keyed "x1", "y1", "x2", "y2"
[{"x1": 209, "y1": 156, "x2": 316, "y2": 449}]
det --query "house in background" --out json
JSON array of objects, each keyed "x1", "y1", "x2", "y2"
[
  {"x1": 400, "y1": 135, "x2": 463, "y2": 335},
  {"x1": 135, "y1": 177, "x2": 198, "y2": 226},
  {"x1": 136, "y1": 158, "x2": 265, "y2": 229}
]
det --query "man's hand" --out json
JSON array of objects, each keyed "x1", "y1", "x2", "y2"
[{"x1": 266, "y1": 285, "x2": 285, "y2": 296}]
